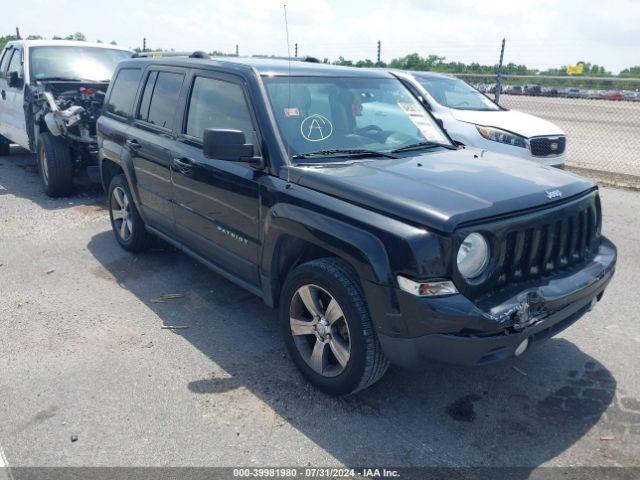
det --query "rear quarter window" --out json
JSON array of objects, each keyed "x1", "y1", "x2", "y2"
[{"x1": 104, "y1": 68, "x2": 143, "y2": 119}]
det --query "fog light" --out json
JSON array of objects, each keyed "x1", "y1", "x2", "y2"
[{"x1": 514, "y1": 338, "x2": 529, "y2": 357}]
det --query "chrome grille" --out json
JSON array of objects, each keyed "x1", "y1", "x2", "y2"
[{"x1": 529, "y1": 136, "x2": 566, "y2": 157}]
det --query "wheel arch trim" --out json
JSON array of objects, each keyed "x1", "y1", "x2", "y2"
[{"x1": 261, "y1": 203, "x2": 393, "y2": 307}]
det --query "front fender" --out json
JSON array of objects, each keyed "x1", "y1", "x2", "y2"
[
  {"x1": 262, "y1": 203, "x2": 392, "y2": 285},
  {"x1": 261, "y1": 201, "x2": 405, "y2": 334}
]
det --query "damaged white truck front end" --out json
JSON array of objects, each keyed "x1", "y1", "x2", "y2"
[
  {"x1": 42, "y1": 90, "x2": 96, "y2": 143},
  {"x1": 0, "y1": 40, "x2": 131, "y2": 197}
]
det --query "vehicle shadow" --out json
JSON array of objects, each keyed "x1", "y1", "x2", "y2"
[
  {"x1": 87, "y1": 230, "x2": 622, "y2": 474},
  {"x1": 0, "y1": 145, "x2": 103, "y2": 210}
]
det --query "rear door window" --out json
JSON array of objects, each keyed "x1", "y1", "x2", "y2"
[
  {"x1": 105, "y1": 68, "x2": 142, "y2": 118},
  {"x1": 138, "y1": 71, "x2": 184, "y2": 131},
  {"x1": 137, "y1": 71, "x2": 158, "y2": 122}
]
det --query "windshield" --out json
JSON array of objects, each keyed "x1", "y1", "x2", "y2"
[
  {"x1": 29, "y1": 46, "x2": 132, "y2": 82},
  {"x1": 263, "y1": 76, "x2": 451, "y2": 160},
  {"x1": 416, "y1": 75, "x2": 500, "y2": 111}
]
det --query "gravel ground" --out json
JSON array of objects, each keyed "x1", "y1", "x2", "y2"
[
  {"x1": 500, "y1": 96, "x2": 640, "y2": 180},
  {"x1": 0, "y1": 148, "x2": 639, "y2": 476}
]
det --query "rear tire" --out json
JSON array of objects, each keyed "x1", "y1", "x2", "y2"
[
  {"x1": 279, "y1": 258, "x2": 389, "y2": 396},
  {"x1": 38, "y1": 132, "x2": 74, "y2": 197},
  {"x1": 0, "y1": 136, "x2": 10, "y2": 156},
  {"x1": 108, "y1": 174, "x2": 152, "y2": 252}
]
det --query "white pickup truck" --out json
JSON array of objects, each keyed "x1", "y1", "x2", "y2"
[{"x1": 0, "y1": 40, "x2": 131, "y2": 196}]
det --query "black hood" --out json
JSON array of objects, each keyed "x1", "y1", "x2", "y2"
[{"x1": 292, "y1": 148, "x2": 595, "y2": 233}]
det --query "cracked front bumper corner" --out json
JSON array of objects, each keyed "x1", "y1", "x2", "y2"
[{"x1": 378, "y1": 237, "x2": 616, "y2": 370}]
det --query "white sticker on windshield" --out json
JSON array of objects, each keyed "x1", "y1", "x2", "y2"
[
  {"x1": 300, "y1": 114, "x2": 333, "y2": 142},
  {"x1": 481, "y1": 97, "x2": 495, "y2": 108},
  {"x1": 397, "y1": 103, "x2": 446, "y2": 142}
]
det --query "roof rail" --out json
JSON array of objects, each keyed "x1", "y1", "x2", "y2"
[{"x1": 132, "y1": 50, "x2": 211, "y2": 59}]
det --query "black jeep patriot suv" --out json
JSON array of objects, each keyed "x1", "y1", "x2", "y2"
[{"x1": 97, "y1": 56, "x2": 616, "y2": 395}]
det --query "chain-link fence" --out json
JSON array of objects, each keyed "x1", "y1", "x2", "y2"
[{"x1": 455, "y1": 73, "x2": 640, "y2": 188}]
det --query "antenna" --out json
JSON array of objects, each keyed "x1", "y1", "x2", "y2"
[{"x1": 283, "y1": 4, "x2": 292, "y2": 184}]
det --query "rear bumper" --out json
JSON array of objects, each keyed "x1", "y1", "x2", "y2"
[{"x1": 378, "y1": 237, "x2": 616, "y2": 369}]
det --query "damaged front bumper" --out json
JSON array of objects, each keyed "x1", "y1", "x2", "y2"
[
  {"x1": 40, "y1": 90, "x2": 98, "y2": 145},
  {"x1": 378, "y1": 236, "x2": 616, "y2": 369}
]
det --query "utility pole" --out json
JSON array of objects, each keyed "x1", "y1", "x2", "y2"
[
  {"x1": 15, "y1": 27, "x2": 21, "y2": 40},
  {"x1": 495, "y1": 38, "x2": 505, "y2": 104},
  {"x1": 235, "y1": 44, "x2": 239, "y2": 56},
  {"x1": 376, "y1": 40, "x2": 381, "y2": 65},
  {"x1": 294, "y1": 43, "x2": 298, "y2": 58},
  {"x1": 142, "y1": 37, "x2": 147, "y2": 52}
]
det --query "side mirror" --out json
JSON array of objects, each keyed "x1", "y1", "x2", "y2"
[
  {"x1": 8, "y1": 71, "x2": 23, "y2": 89},
  {"x1": 203, "y1": 129, "x2": 256, "y2": 163}
]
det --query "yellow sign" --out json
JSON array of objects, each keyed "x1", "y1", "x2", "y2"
[{"x1": 566, "y1": 64, "x2": 584, "y2": 75}]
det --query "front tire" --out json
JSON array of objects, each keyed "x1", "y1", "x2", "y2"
[
  {"x1": 38, "y1": 132, "x2": 74, "y2": 197},
  {"x1": 108, "y1": 174, "x2": 152, "y2": 252},
  {"x1": 279, "y1": 258, "x2": 389, "y2": 396},
  {"x1": 0, "y1": 136, "x2": 10, "y2": 156}
]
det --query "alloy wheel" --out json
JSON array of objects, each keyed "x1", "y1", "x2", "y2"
[
  {"x1": 289, "y1": 284, "x2": 351, "y2": 377},
  {"x1": 111, "y1": 186, "x2": 133, "y2": 242}
]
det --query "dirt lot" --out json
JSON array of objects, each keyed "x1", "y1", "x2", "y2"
[{"x1": 1, "y1": 148, "x2": 639, "y2": 477}]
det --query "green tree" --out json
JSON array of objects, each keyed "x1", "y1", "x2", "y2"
[
  {"x1": 64, "y1": 32, "x2": 86, "y2": 41},
  {"x1": 620, "y1": 66, "x2": 640, "y2": 78},
  {"x1": 0, "y1": 34, "x2": 18, "y2": 52},
  {"x1": 355, "y1": 59, "x2": 375, "y2": 68},
  {"x1": 333, "y1": 56, "x2": 353, "y2": 66}
]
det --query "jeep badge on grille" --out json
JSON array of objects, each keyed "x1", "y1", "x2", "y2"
[{"x1": 545, "y1": 189, "x2": 562, "y2": 199}]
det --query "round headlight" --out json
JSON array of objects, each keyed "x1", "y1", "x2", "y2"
[{"x1": 457, "y1": 233, "x2": 490, "y2": 279}]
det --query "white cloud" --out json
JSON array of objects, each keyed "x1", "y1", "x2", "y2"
[{"x1": 2, "y1": 0, "x2": 639, "y2": 72}]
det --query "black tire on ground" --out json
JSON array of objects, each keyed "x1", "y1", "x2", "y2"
[
  {"x1": 108, "y1": 174, "x2": 153, "y2": 252},
  {"x1": 0, "y1": 136, "x2": 10, "y2": 156},
  {"x1": 279, "y1": 257, "x2": 389, "y2": 396},
  {"x1": 38, "y1": 132, "x2": 74, "y2": 197}
]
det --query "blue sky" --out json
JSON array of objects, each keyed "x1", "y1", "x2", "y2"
[{"x1": 3, "y1": 0, "x2": 640, "y2": 72}]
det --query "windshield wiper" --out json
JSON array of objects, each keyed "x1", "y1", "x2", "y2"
[
  {"x1": 292, "y1": 149, "x2": 398, "y2": 160},
  {"x1": 391, "y1": 141, "x2": 456, "y2": 153}
]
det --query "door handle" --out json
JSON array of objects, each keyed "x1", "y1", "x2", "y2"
[
  {"x1": 172, "y1": 157, "x2": 194, "y2": 170},
  {"x1": 125, "y1": 138, "x2": 141, "y2": 151},
  {"x1": 1, "y1": 90, "x2": 5, "y2": 100}
]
